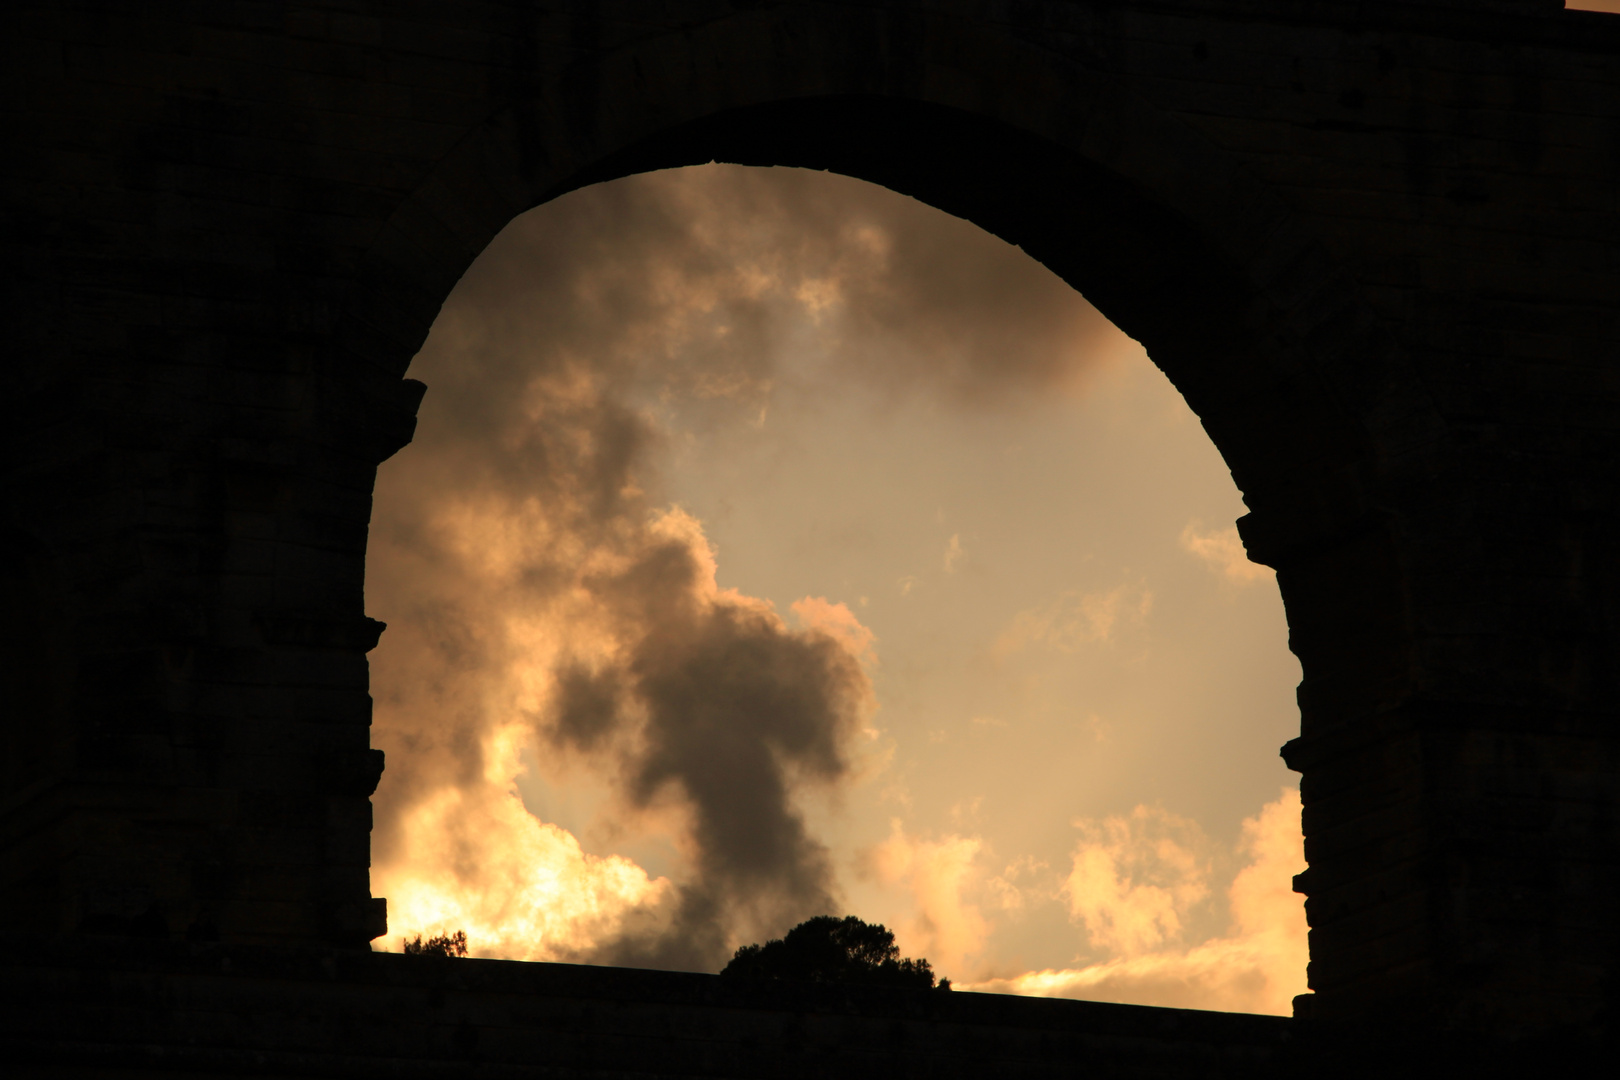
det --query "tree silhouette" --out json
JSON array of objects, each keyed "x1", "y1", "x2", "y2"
[
  {"x1": 402, "y1": 930, "x2": 468, "y2": 957},
  {"x1": 721, "y1": 915, "x2": 949, "y2": 989}
]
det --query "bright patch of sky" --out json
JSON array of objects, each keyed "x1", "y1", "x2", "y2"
[
  {"x1": 602, "y1": 326, "x2": 1302, "y2": 976},
  {"x1": 370, "y1": 164, "x2": 1307, "y2": 1011}
]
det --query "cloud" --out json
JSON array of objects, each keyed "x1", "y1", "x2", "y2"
[
  {"x1": 994, "y1": 579, "x2": 1153, "y2": 656},
  {"x1": 372, "y1": 484, "x2": 875, "y2": 970},
  {"x1": 383, "y1": 750, "x2": 670, "y2": 961},
  {"x1": 791, "y1": 596, "x2": 876, "y2": 663},
  {"x1": 368, "y1": 163, "x2": 1115, "y2": 970},
  {"x1": 984, "y1": 855, "x2": 1049, "y2": 914},
  {"x1": 1180, "y1": 521, "x2": 1272, "y2": 584},
  {"x1": 366, "y1": 344, "x2": 874, "y2": 969},
  {"x1": 557, "y1": 516, "x2": 875, "y2": 968},
  {"x1": 943, "y1": 534, "x2": 963, "y2": 573},
  {"x1": 961, "y1": 789, "x2": 1308, "y2": 1016},
  {"x1": 865, "y1": 820, "x2": 992, "y2": 977},
  {"x1": 1064, "y1": 805, "x2": 1211, "y2": 955}
]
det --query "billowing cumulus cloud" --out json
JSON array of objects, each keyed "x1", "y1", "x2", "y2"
[
  {"x1": 381, "y1": 740, "x2": 670, "y2": 960},
  {"x1": 790, "y1": 596, "x2": 876, "y2": 663},
  {"x1": 543, "y1": 510, "x2": 875, "y2": 968},
  {"x1": 367, "y1": 165, "x2": 1113, "y2": 968},
  {"x1": 1065, "y1": 805, "x2": 1212, "y2": 955},
  {"x1": 371, "y1": 474, "x2": 874, "y2": 966},
  {"x1": 866, "y1": 821, "x2": 992, "y2": 976},
  {"x1": 962, "y1": 789, "x2": 1309, "y2": 1015}
]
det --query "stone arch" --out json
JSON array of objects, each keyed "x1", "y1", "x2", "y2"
[{"x1": 331, "y1": 8, "x2": 1440, "y2": 1025}]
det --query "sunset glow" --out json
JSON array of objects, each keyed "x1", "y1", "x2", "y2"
[{"x1": 367, "y1": 165, "x2": 1306, "y2": 1012}]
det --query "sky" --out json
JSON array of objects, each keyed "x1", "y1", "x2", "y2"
[{"x1": 365, "y1": 164, "x2": 1309, "y2": 1015}]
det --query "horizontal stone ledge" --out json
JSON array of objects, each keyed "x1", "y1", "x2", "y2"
[{"x1": 255, "y1": 611, "x2": 387, "y2": 652}]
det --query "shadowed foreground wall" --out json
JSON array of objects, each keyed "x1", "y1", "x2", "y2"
[
  {"x1": 4, "y1": 939, "x2": 1606, "y2": 1078},
  {"x1": 4, "y1": 939, "x2": 1295, "y2": 1080},
  {"x1": 3, "y1": 0, "x2": 1619, "y2": 1062}
]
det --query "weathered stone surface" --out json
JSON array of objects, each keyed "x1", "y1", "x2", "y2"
[{"x1": 3, "y1": 0, "x2": 1617, "y2": 1058}]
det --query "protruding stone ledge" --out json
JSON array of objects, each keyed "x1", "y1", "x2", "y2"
[{"x1": 256, "y1": 611, "x2": 388, "y2": 652}]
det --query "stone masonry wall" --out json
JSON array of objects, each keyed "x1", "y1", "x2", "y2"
[{"x1": 3, "y1": 0, "x2": 1617, "y2": 1047}]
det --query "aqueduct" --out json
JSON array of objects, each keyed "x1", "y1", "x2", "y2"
[{"x1": 4, "y1": 0, "x2": 1618, "y2": 1072}]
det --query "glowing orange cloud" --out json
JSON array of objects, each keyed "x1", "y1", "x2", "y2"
[
  {"x1": 791, "y1": 595, "x2": 877, "y2": 663},
  {"x1": 865, "y1": 820, "x2": 993, "y2": 976},
  {"x1": 1064, "y1": 804, "x2": 1211, "y2": 955},
  {"x1": 365, "y1": 163, "x2": 1235, "y2": 982},
  {"x1": 370, "y1": 489, "x2": 879, "y2": 967},
  {"x1": 378, "y1": 780, "x2": 669, "y2": 961},
  {"x1": 962, "y1": 789, "x2": 1308, "y2": 1016}
]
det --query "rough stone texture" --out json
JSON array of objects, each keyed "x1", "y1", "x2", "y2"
[{"x1": 3, "y1": 0, "x2": 1618, "y2": 1060}]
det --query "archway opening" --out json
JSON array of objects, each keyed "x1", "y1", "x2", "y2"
[{"x1": 365, "y1": 161, "x2": 1307, "y2": 1014}]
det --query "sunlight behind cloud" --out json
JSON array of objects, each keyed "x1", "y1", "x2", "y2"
[
  {"x1": 370, "y1": 411, "x2": 879, "y2": 968},
  {"x1": 1065, "y1": 805, "x2": 1210, "y2": 955},
  {"x1": 791, "y1": 595, "x2": 877, "y2": 663},
  {"x1": 866, "y1": 820, "x2": 992, "y2": 976},
  {"x1": 378, "y1": 771, "x2": 670, "y2": 961},
  {"x1": 369, "y1": 163, "x2": 1303, "y2": 1002},
  {"x1": 962, "y1": 789, "x2": 1308, "y2": 1015}
]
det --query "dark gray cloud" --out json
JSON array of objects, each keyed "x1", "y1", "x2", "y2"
[
  {"x1": 545, "y1": 535, "x2": 868, "y2": 968},
  {"x1": 366, "y1": 164, "x2": 1112, "y2": 969}
]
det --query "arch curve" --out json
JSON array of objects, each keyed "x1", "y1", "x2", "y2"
[
  {"x1": 343, "y1": 5, "x2": 1435, "y2": 555},
  {"x1": 334, "y1": 6, "x2": 1438, "y2": 1024},
  {"x1": 10, "y1": 0, "x2": 1620, "y2": 1047}
]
